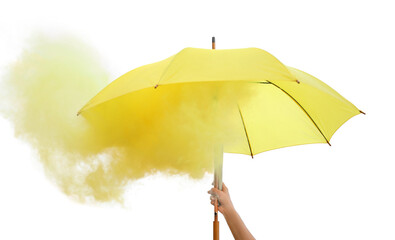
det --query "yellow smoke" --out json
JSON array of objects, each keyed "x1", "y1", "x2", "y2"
[
  {"x1": 0, "y1": 33, "x2": 255, "y2": 203},
  {"x1": 0, "y1": 33, "x2": 114, "y2": 202}
]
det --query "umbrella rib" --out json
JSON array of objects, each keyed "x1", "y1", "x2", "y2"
[
  {"x1": 267, "y1": 81, "x2": 331, "y2": 146},
  {"x1": 238, "y1": 104, "x2": 254, "y2": 158},
  {"x1": 155, "y1": 50, "x2": 185, "y2": 88}
]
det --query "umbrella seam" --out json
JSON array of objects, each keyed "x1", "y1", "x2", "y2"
[
  {"x1": 155, "y1": 50, "x2": 185, "y2": 87},
  {"x1": 253, "y1": 48, "x2": 298, "y2": 81},
  {"x1": 267, "y1": 81, "x2": 331, "y2": 146}
]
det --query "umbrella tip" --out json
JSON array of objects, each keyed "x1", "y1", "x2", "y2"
[
  {"x1": 76, "y1": 111, "x2": 80, "y2": 116},
  {"x1": 359, "y1": 110, "x2": 366, "y2": 115},
  {"x1": 154, "y1": 84, "x2": 159, "y2": 89},
  {"x1": 327, "y1": 141, "x2": 332, "y2": 146},
  {"x1": 212, "y1": 37, "x2": 215, "y2": 50},
  {"x1": 296, "y1": 79, "x2": 300, "y2": 84}
]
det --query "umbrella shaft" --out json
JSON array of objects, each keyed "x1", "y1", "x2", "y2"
[{"x1": 214, "y1": 213, "x2": 219, "y2": 240}]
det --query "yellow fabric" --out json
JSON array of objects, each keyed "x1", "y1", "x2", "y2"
[
  {"x1": 79, "y1": 47, "x2": 361, "y2": 157},
  {"x1": 78, "y1": 48, "x2": 296, "y2": 113}
]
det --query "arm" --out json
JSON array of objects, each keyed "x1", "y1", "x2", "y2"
[{"x1": 208, "y1": 183, "x2": 255, "y2": 240}]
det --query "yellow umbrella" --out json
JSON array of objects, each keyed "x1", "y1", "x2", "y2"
[
  {"x1": 78, "y1": 41, "x2": 363, "y2": 156},
  {"x1": 77, "y1": 37, "x2": 364, "y2": 240}
]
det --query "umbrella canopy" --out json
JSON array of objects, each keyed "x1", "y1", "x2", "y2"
[{"x1": 78, "y1": 47, "x2": 363, "y2": 158}]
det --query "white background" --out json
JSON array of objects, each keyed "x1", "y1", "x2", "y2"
[{"x1": 0, "y1": 0, "x2": 394, "y2": 239}]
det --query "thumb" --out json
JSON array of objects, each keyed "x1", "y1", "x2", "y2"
[
  {"x1": 208, "y1": 188, "x2": 222, "y2": 196},
  {"x1": 221, "y1": 183, "x2": 228, "y2": 193}
]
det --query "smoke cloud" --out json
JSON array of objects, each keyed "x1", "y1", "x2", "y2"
[{"x1": 0, "y1": 33, "x2": 255, "y2": 203}]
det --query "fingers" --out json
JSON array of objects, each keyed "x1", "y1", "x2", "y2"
[
  {"x1": 208, "y1": 183, "x2": 228, "y2": 194},
  {"x1": 210, "y1": 198, "x2": 221, "y2": 207},
  {"x1": 208, "y1": 184, "x2": 228, "y2": 207},
  {"x1": 208, "y1": 189, "x2": 220, "y2": 206},
  {"x1": 208, "y1": 187, "x2": 221, "y2": 195}
]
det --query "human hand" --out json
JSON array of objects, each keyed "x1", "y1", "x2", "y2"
[{"x1": 208, "y1": 183, "x2": 234, "y2": 215}]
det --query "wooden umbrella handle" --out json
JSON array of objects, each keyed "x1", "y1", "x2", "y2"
[{"x1": 214, "y1": 199, "x2": 219, "y2": 240}]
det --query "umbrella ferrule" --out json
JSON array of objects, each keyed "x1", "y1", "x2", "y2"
[{"x1": 212, "y1": 37, "x2": 215, "y2": 50}]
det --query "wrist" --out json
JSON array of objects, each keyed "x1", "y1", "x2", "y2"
[{"x1": 222, "y1": 205, "x2": 236, "y2": 219}]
